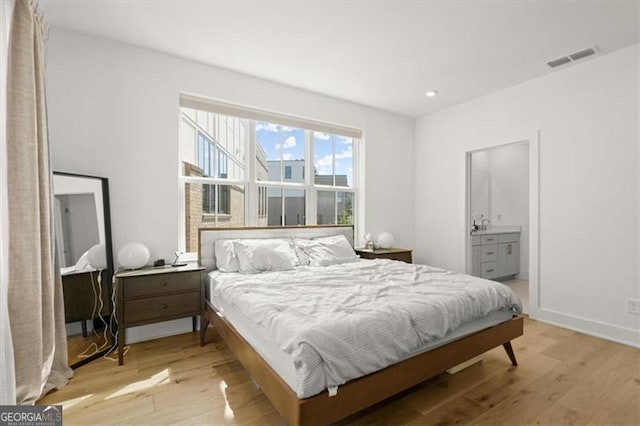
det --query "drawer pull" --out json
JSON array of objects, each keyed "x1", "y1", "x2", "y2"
[
  {"x1": 486, "y1": 252, "x2": 494, "y2": 255},
  {"x1": 161, "y1": 303, "x2": 168, "y2": 309},
  {"x1": 487, "y1": 269, "x2": 494, "y2": 273},
  {"x1": 486, "y1": 239, "x2": 494, "y2": 242},
  {"x1": 161, "y1": 282, "x2": 168, "y2": 287}
]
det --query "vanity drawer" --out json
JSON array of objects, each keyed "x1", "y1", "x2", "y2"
[
  {"x1": 498, "y1": 233, "x2": 520, "y2": 243},
  {"x1": 480, "y1": 262, "x2": 498, "y2": 280},
  {"x1": 124, "y1": 292, "x2": 200, "y2": 324},
  {"x1": 480, "y1": 244, "x2": 498, "y2": 262},
  {"x1": 124, "y1": 270, "x2": 200, "y2": 297},
  {"x1": 480, "y1": 235, "x2": 498, "y2": 244}
]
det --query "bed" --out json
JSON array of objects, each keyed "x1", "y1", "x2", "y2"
[{"x1": 198, "y1": 225, "x2": 523, "y2": 425}]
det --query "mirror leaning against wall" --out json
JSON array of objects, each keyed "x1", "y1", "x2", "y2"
[{"x1": 53, "y1": 172, "x2": 115, "y2": 368}]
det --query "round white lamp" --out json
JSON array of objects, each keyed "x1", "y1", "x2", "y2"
[
  {"x1": 117, "y1": 242, "x2": 150, "y2": 270},
  {"x1": 376, "y1": 232, "x2": 395, "y2": 249},
  {"x1": 86, "y1": 243, "x2": 107, "y2": 269}
]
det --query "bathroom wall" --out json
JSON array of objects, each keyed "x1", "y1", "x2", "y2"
[
  {"x1": 471, "y1": 143, "x2": 529, "y2": 277},
  {"x1": 470, "y1": 150, "x2": 490, "y2": 223}
]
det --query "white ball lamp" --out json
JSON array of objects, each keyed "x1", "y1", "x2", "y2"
[
  {"x1": 376, "y1": 232, "x2": 395, "y2": 249},
  {"x1": 86, "y1": 243, "x2": 107, "y2": 270},
  {"x1": 117, "y1": 242, "x2": 150, "y2": 270}
]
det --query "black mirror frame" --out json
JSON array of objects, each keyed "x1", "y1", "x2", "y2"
[{"x1": 53, "y1": 171, "x2": 116, "y2": 368}]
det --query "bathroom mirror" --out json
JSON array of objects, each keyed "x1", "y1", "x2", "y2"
[{"x1": 53, "y1": 172, "x2": 115, "y2": 368}]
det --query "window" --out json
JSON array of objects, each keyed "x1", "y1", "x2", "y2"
[
  {"x1": 179, "y1": 96, "x2": 361, "y2": 253},
  {"x1": 197, "y1": 132, "x2": 230, "y2": 179},
  {"x1": 202, "y1": 184, "x2": 230, "y2": 215}
]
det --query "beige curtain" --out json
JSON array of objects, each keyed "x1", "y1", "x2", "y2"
[{"x1": 6, "y1": 0, "x2": 73, "y2": 404}]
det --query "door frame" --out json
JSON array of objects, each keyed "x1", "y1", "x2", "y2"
[{"x1": 464, "y1": 131, "x2": 539, "y2": 319}]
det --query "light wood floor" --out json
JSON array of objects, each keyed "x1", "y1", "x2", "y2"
[{"x1": 39, "y1": 317, "x2": 640, "y2": 425}]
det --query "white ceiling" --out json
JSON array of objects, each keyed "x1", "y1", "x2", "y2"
[{"x1": 40, "y1": 1, "x2": 639, "y2": 118}]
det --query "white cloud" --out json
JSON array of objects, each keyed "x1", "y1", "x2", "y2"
[
  {"x1": 256, "y1": 122, "x2": 279, "y2": 132},
  {"x1": 336, "y1": 146, "x2": 353, "y2": 159},
  {"x1": 315, "y1": 146, "x2": 352, "y2": 175},
  {"x1": 337, "y1": 136, "x2": 352, "y2": 145},
  {"x1": 276, "y1": 136, "x2": 296, "y2": 150},
  {"x1": 282, "y1": 153, "x2": 293, "y2": 160},
  {"x1": 315, "y1": 154, "x2": 333, "y2": 175},
  {"x1": 314, "y1": 132, "x2": 330, "y2": 140}
]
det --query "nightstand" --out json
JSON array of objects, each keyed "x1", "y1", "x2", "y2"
[
  {"x1": 355, "y1": 248, "x2": 413, "y2": 263},
  {"x1": 115, "y1": 263, "x2": 205, "y2": 365}
]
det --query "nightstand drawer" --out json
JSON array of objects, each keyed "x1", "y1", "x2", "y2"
[
  {"x1": 124, "y1": 292, "x2": 200, "y2": 324},
  {"x1": 124, "y1": 270, "x2": 200, "y2": 297}
]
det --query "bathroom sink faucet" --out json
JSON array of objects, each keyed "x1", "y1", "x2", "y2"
[{"x1": 481, "y1": 219, "x2": 490, "y2": 231}]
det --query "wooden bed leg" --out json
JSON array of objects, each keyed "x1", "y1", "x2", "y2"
[
  {"x1": 503, "y1": 341, "x2": 518, "y2": 366},
  {"x1": 200, "y1": 316, "x2": 210, "y2": 346}
]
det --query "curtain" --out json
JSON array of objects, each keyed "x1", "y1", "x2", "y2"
[
  {"x1": 6, "y1": 0, "x2": 72, "y2": 404},
  {"x1": 0, "y1": 0, "x2": 16, "y2": 406}
]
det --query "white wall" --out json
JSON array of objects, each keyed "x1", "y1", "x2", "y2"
[
  {"x1": 46, "y1": 29, "x2": 415, "y2": 342},
  {"x1": 470, "y1": 150, "x2": 490, "y2": 221},
  {"x1": 415, "y1": 44, "x2": 639, "y2": 346},
  {"x1": 483, "y1": 143, "x2": 529, "y2": 276}
]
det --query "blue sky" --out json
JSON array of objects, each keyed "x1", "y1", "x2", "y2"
[{"x1": 256, "y1": 121, "x2": 353, "y2": 185}]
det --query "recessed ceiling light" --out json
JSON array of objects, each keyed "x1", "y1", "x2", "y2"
[{"x1": 425, "y1": 90, "x2": 438, "y2": 98}]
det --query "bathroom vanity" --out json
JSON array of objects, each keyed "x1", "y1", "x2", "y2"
[{"x1": 471, "y1": 230, "x2": 520, "y2": 280}]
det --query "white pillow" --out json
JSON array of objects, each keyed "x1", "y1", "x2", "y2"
[
  {"x1": 233, "y1": 239, "x2": 299, "y2": 273},
  {"x1": 293, "y1": 235, "x2": 358, "y2": 267},
  {"x1": 215, "y1": 239, "x2": 239, "y2": 272}
]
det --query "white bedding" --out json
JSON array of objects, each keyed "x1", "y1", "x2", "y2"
[{"x1": 208, "y1": 259, "x2": 521, "y2": 399}]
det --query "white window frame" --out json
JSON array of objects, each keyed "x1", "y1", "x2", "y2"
[{"x1": 178, "y1": 95, "x2": 364, "y2": 255}]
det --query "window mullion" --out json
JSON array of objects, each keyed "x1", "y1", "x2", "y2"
[
  {"x1": 334, "y1": 192, "x2": 338, "y2": 225},
  {"x1": 332, "y1": 135, "x2": 336, "y2": 186},
  {"x1": 247, "y1": 120, "x2": 257, "y2": 226},
  {"x1": 306, "y1": 130, "x2": 316, "y2": 225}
]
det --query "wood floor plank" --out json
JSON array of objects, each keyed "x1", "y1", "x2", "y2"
[
  {"x1": 537, "y1": 346, "x2": 640, "y2": 425},
  {"x1": 403, "y1": 356, "x2": 507, "y2": 415},
  {"x1": 464, "y1": 352, "x2": 561, "y2": 409},
  {"x1": 586, "y1": 377, "x2": 640, "y2": 425},
  {"x1": 340, "y1": 397, "x2": 425, "y2": 425},
  {"x1": 38, "y1": 321, "x2": 639, "y2": 425},
  {"x1": 410, "y1": 395, "x2": 487, "y2": 425},
  {"x1": 468, "y1": 335, "x2": 621, "y2": 425}
]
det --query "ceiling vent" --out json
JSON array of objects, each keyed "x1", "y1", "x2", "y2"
[{"x1": 547, "y1": 46, "x2": 598, "y2": 68}]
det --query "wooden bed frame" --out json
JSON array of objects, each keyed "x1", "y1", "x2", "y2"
[{"x1": 198, "y1": 226, "x2": 524, "y2": 425}]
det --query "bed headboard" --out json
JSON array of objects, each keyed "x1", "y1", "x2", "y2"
[{"x1": 198, "y1": 225, "x2": 354, "y2": 271}]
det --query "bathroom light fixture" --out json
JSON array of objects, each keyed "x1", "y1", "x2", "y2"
[{"x1": 425, "y1": 90, "x2": 438, "y2": 97}]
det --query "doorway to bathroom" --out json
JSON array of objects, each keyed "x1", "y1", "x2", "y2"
[{"x1": 465, "y1": 135, "x2": 539, "y2": 317}]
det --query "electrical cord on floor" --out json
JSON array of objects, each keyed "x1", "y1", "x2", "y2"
[
  {"x1": 77, "y1": 269, "x2": 110, "y2": 358},
  {"x1": 103, "y1": 272, "x2": 129, "y2": 362}
]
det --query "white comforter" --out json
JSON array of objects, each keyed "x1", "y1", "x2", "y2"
[{"x1": 210, "y1": 259, "x2": 521, "y2": 398}]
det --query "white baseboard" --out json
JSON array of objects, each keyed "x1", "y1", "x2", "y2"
[
  {"x1": 515, "y1": 272, "x2": 529, "y2": 280},
  {"x1": 125, "y1": 317, "x2": 200, "y2": 345},
  {"x1": 536, "y1": 308, "x2": 640, "y2": 349}
]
